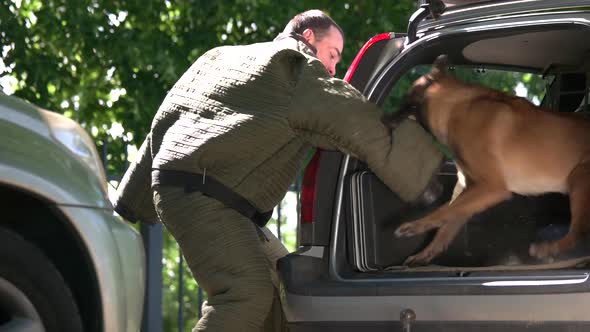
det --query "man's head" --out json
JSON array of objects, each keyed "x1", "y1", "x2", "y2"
[{"x1": 284, "y1": 10, "x2": 344, "y2": 77}]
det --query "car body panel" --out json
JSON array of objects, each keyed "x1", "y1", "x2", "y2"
[
  {"x1": 58, "y1": 205, "x2": 145, "y2": 332},
  {"x1": 420, "y1": 0, "x2": 590, "y2": 32},
  {"x1": 0, "y1": 92, "x2": 145, "y2": 331},
  {"x1": 0, "y1": 94, "x2": 109, "y2": 208},
  {"x1": 283, "y1": 291, "x2": 590, "y2": 322},
  {"x1": 109, "y1": 212, "x2": 146, "y2": 332}
]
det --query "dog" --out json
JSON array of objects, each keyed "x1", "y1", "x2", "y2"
[{"x1": 382, "y1": 55, "x2": 590, "y2": 266}]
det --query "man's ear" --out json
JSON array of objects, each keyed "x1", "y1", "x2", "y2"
[
  {"x1": 302, "y1": 28, "x2": 316, "y2": 44},
  {"x1": 431, "y1": 54, "x2": 449, "y2": 79}
]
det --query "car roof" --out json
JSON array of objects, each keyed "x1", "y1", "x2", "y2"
[{"x1": 419, "y1": 0, "x2": 590, "y2": 30}]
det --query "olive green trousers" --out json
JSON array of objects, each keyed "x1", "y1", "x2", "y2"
[{"x1": 153, "y1": 186, "x2": 289, "y2": 332}]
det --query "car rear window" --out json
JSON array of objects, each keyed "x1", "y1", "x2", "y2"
[{"x1": 383, "y1": 65, "x2": 553, "y2": 113}]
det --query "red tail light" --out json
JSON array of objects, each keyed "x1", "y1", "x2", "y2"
[{"x1": 300, "y1": 150, "x2": 321, "y2": 224}]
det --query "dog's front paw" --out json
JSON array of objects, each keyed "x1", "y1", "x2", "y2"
[
  {"x1": 403, "y1": 250, "x2": 436, "y2": 266},
  {"x1": 395, "y1": 222, "x2": 421, "y2": 237},
  {"x1": 529, "y1": 241, "x2": 560, "y2": 260},
  {"x1": 403, "y1": 236, "x2": 450, "y2": 266},
  {"x1": 529, "y1": 235, "x2": 577, "y2": 260},
  {"x1": 395, "y1": 220, "x2": 436, "y2": 238}
]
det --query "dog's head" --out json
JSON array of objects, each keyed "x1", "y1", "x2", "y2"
[{"x1": 381, "y1": 55, "x2": 449, "y2": 130}]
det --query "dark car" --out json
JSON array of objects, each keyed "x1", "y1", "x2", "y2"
[{"x1": 279, "y1": 1, "x2": 590, "y2": 331}]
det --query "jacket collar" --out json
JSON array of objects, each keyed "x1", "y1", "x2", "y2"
[{"x1": 273, "y1": 32, "x2": 318, "y2": 58}]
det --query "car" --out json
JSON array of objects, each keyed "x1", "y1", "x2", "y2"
[
  {"x1": 278, "y1": 0, "x2": 590, "y2": 331},
  {"x1": 0, "y1": 92, "x2": 145, "y2": 332}
]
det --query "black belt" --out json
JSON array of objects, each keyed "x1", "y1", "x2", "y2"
[{"x1": 152, "y1": 169, "x2": 272, "y2": 228}]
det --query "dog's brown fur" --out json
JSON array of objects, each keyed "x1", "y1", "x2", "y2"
[{"x1": 382, "y1": 55, "x2": 590, "y2": 266}]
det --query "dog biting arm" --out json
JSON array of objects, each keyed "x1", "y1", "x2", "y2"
[{"x1": 287, "y1": 59, "x2": 443, "y2": 202}]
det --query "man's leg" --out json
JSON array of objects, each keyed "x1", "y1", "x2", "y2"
[
  {"x1": 258, "y1": 227, "x2": 289, "y2": 332},
  {"x1": 153, "y1": 186, "x2": 275, "y2": 331},
  {"x1": 259, "y1": 227, "x2": 289, "y2": 288}
]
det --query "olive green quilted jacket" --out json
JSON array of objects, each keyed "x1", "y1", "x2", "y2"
[{"x1": 114, "y1": 34, "x2": 442, "y2": 224}]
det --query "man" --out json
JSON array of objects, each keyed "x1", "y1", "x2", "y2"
[{"x1": 115, "y1": 10, "x2": 442, "y2": 331}]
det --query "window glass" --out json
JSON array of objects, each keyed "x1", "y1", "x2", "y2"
[{"x1": 383, "y1": 65, "x2": 552, "y2": 113}]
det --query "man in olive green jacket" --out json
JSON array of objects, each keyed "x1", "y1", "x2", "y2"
[{"x1": 115, "y1": 10, "x2": 442, "y2": 332}]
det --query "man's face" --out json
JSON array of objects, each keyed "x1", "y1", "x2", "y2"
[{"x1": 303, "y1": 25, "x2": 343, "y2": 77}]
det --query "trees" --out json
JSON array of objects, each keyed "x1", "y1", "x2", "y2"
[{"x1": 1, "y1": 0, "x2": 415, "y2": 175}]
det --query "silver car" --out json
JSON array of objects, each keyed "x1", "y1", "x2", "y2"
[{"x1": 0, "y1": 92, "x2": 145, "y2": 332}]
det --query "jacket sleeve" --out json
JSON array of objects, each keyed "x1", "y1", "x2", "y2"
[
  {"x1": 113, "y1": 133, "x2": 160, "y2": 224},
  {"x1": 287, "y1": 60, "x2": 443, "y2": 202}
]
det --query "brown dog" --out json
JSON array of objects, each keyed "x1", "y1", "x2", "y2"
[{"x1": 382, "y1": 55, "x2": 590, "y2": 266}]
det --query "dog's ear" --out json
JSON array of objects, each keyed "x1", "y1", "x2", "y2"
[{"x1": 431, "y1": 54, "x2": 449, "y2": 79}]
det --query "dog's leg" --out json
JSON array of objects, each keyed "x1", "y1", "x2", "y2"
[
  {"x1": 529, "y1": 161, "x2": 590, "y2": 259},
  {"x1": 395, "y1": 184, "x2": 511, "y2": 237},
  {"x1": 397, "y1": 185, "x2": 512, "y2": 266}
]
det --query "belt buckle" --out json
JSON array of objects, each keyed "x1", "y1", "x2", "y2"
[{"x1": 184, "y1": 168, "x2": 206, "y2": 193}]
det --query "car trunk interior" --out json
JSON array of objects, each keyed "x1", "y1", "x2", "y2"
[{"x1": 340, "y1": 23, "x2": 590, "y2": 278}]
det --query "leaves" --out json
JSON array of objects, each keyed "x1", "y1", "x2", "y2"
[{"x1": 1, "y1": 1, "x2": 416, "y2": 176}]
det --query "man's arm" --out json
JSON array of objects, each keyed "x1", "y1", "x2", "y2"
[{"x1": 287, "y1": 60, "x2": 443, "y2": 202}]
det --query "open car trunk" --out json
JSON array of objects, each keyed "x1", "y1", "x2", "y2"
[{"x1": 338, "y1": 14, "x2": 590, "y2": 277}]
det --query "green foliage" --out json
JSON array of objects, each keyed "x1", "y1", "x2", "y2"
[
  {"x1": 1, "y1": 0, "x2": 416, "y2": 175},
  {"x1": 383, "y1": 65, "x2": 551, "y2": 114},
  {"x1": 452, "y1": 66, "x2": 549, "y2": 103}
]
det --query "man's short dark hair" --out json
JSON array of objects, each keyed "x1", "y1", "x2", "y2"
[{"x1": 285, "y1": 9, "x2": 344, "y2": 40}]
